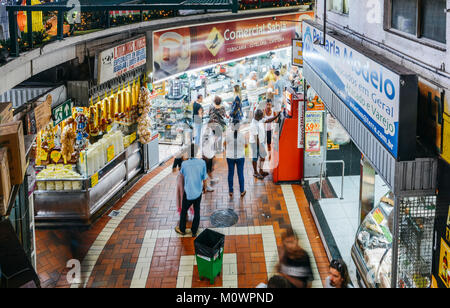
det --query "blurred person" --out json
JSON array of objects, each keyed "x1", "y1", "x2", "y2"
[
  {"x1": 175, "y1": 144, "x2": 207, "y2": 238},
  {"x1": 326, "y1": 259, "x2": 353, "y2": 288},
  {"x1": 224, "y1": 123, "x2": 247, "y2": 198},
  {"x1": 233, "y1": 59, "x2": 246, "y2": 84},
  {"x1": 202, "y1": 126, "x2": 216, "y2": 192},
  {"x1": 263, "y1": 65, "x2": 277, "y2": 84},
  {"x1": 264, "y1": 99, "x2": 277, "y2": 154},
  {"x1": 245, "y1": 71, "x2": 260, "y2": 118},
  {"x1": 230, "y1": 85, "x2": 244, "y2": 124},
  {"x1": 276, "y1": 228, "x2": 314, "y2": 288},
  {"x1": 273, "y1": 70, "x2": 284, "y2": 113},
  {"x1": 268, "y1": 275, "x2": 293, "y2": 288},
  {"x1": 193, "y1": 95, "x2": 204, "y2": 146}
]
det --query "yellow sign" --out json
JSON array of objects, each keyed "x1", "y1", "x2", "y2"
[
  {"x1": 40, "y1": 151, "x2": 48, "y2": 161},
  {"x1": 91, "y1": 173, "x2": 99, "y2": 188},
  {"x1": 372, "y1": 208, "x2": 385, "y2": 225},
  {"x1": 107, "y1": 125, "x2": 112, "y2": 132},
  {"x1": 50, "y1": 151, "x2": 62, "y2": 163},
  {"x1": 438, "y1": 238, "x2": 450, "y2": 288},
  {"x1": 205, "y1": 27, "x2": 225, "y2": 57},
  {"x1": 80, "y1": 152, "x2": 85, "y2": 165},
  {"x1": 107, "y1": 145, "x2": 115, "y2": 162},
  {"x1": 130, "y1": 132, "x2": 137, "y2": 144},
  {"x1": 443, "y1": 113, "x2": 450, "y2": 164}
]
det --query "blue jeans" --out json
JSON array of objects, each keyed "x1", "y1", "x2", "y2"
[
  {"x1": 227, "y1": 158, "x2": 245, "y2": 194},
  {"x1": 194, "y1": 122, "x2": 202, "y2": 146}
]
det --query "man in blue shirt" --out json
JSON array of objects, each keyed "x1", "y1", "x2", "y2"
[{"x1": 176, "y1": 144, "x2": 208, "y2": 237}]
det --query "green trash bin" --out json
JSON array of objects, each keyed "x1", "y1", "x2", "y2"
[{"x1": 194, "y1": 229, "x2": 225, "y2": 285}]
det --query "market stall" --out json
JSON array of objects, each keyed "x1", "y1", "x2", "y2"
[{"x1": 33, "y1": 79, "x2": 157, "y2": 226}]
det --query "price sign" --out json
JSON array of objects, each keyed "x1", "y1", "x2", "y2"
[
  {"x1": 50, "y1": 151, "x2": 62, "y2": 163},
  {"x1": 107, "y1": 145, "x2": 115, "y2": 162},
  {"x1": 373, "y1": 208, "x2": 385, "y2": 225},
  {"x1": 305, "y1": 111, "x2": 323, "y2": 133},
  {"x1": 91, "y1": 173, "x2": 99, "y2": 188},
  {"x1": 40, "y1": 151, "x2": 48, "y2": 161}
]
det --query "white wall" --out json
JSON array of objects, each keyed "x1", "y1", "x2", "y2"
[{"x1": 316, "y1": 0, "x2": 450, "y2": 89}]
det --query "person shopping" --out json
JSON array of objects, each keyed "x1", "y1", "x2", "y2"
[
  {"x1": 175, "y1": 144, "x2": 207, "y2": 238},
  {"x1": 224, "y1": 123, "x2": 247, "y2": 198},
  {"x1": 230, "y1": 85, "x2": 244, "y2": 124},
  {"x1": 325, "y1": 259, "x2": 353, "y2": 288},
  {"x1": 193, "y1": 95, "x2": 204, "y2": 146}
]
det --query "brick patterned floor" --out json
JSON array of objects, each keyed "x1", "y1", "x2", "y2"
[{"x1": 35, "y1": 157, "x2": 331, "y2": 288}]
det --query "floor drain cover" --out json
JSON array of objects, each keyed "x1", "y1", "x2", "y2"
[{"x1": 210, "y1": 209, "x2": 239, "y2": 228}]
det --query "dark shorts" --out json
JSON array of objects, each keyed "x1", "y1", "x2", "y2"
[
  {"x1": 267, "y1": 130, "x2": 272, "y2": 145},
  {"x1": 203, "y1": 157, "x2": 214, "y2": 173}
]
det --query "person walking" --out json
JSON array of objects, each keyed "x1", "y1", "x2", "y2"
[
  {"x1": 193, "y1": 95, "x2": 204, "y2": 146},
  {"x1": 202, "y1": 126, "x2": 216, "y2": 192},
  {"x1": 224, "y1": 123, "x2": 247, "y2": 198},
  {"x1": 273, "y1": 70, "x2": 284, "y2": 113},
  {"x1": 325, "y1": 259, "x2": 353, "y2": 288},
  {"x1": 175, "y1": 144, "x2": 207, "y2": 238},
  {"x1": 264, "y1": 99, "x2": 277, "y2": 154},
  {"x1": 208, "y1": 95, "x2": 228, "y2": 152},
  {"x1": 245, "y1": 71, "x2": 260, "y2": 118},
  {"x1": 230, "y1": 85, "x2": 244, "y2": 124},
  {"x1": 275, "y1": 228, "x2": 314, "y2": 288}
]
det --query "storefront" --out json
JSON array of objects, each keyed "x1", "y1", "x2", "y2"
[
  {"x1": 148, "y1": 11, "x2": 314, "y2": 150},
  {"x1": 302, "y1": 20, "x2": 438, "y2": 288},
  {"x1": 32, "y1": 36, "x2": 159, "y2": 227}
]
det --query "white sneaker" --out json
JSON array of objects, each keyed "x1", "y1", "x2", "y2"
[
  {"x1": 210, "y1": 178, "x2": 219, "y2": 184},
  {"x1": 206, "y1": 185, "x2": 215, "y2": 192}
]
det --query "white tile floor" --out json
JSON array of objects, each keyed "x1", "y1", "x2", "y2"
[{"x1": 309, "y1": 175, "x2": 390, "y2": 286}]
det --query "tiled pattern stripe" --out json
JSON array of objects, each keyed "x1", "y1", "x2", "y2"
[
  {"x1": 71, "y1": 167, "x2": 173, "y2": 288},
  {"x1": 281, "y1": 185, "x2": 323, "y2": 288},
  {"x1": 130, "y1": 226, "x2": 278, "y2": 288}
]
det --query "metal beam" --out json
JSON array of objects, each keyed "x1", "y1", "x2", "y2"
[{"x1": 8, "y1": 10, "x2": 19, "y2": 57}]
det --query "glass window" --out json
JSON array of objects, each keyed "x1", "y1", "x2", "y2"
[
  {"x1": 421, "y1": 0, "x2": 446, "y2": 43},
  {"x1": 330, "y1": 0, "x2": 349, "y2": 14},
  {"x1": 391, "y1": 0, "x2": 417, "y2": 35}
]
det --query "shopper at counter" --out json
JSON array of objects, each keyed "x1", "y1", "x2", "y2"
[
  {"x1": 263, "y1": 65, "x2": 277, "y2": 84},
  {"x1": 224, "y1": 123, "x2": 247, "y2": 198},
  {"x1": 273, "y1": 71, "x2": 284, "y2": 112},
  {"x1": 245, "y1": 71, "x2": 261, "y2": 117},
  {"x1": 264, "y1": 100, "x2": 276, "y2": 154},
  {"x1": 233, "y1": 59, "x2": 246, "y2": 84},
  {"x1": 175, "y1": 144, "x2": 207, "y2": 238},
  {"x1": 193, "y1": 95, "x2": 204, "y2": 146}
]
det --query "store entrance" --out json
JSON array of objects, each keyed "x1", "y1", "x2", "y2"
[{"x1": 304, "y1": 85, "x2": 392, "y2": 285}]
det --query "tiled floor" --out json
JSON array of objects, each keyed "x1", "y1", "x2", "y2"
[{"x1": 36, "y1": 157, "x2": 331, "y2": 288}]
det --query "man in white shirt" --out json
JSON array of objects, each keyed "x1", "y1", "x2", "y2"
[
  {"x1": 250, "y1": 109, "x2": 279, "y2": 179},
  {"x1": 245, "y1": 71, "x2": 260, "y2": 118}
]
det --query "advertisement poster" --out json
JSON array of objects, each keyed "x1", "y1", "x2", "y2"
[
  {"x1": 305, "y1": 111, "x2": 323, "y2": 133},
  {"x1": 306, "y1": 132, "x2": 321, "y2": 153},
  {"x1": 153, "y1": 12, "x2": 314, "y2": 81},
  {"x1": 439, "y1": 238, "x2": 450, "y2": 288},
  {"x1": 303, "y1": 22, "x2": 401, "y2": 158},
  {"x1": 98, "y1": 37, "x2": 147, "y2": 85}
]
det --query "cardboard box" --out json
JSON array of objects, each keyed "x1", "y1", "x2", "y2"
[
  {"x1": 0, "y1": 147, "x2": 11, "y2": 216},
  {"x1": 0, "y1": 102, "x2": 13, "y2": 124},
  {"x1": 0, "y1": 121, "x2": 26, "y2": 185}
]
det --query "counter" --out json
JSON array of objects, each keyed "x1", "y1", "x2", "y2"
[{"x1": 34, "y1": 142, "x2": 143, "y2": 227}]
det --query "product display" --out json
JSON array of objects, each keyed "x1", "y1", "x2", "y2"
[
  {"x1": 36, "y1": 165, "x2": 82, "y2": 191},
  {"x1": 353, "y1": 195, "x2": 394, "y2": 288}
]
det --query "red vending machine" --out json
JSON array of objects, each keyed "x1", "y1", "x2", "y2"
[{"x1": 273, "y1": 88, "x2": 304, "y2": 184}]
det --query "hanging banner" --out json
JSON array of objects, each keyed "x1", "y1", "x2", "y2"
[
  {"x1": 292, "y1": 39, "x2": 303, "y2": 67},
  {"x1": 303, "y1": 21, "x2": 418, "y2": 160},
  {"x1": 152, "y1": 11, "x2": 315, "y2": 81},
  {"x1": 97, "y1": 36, "x2": 147, "y2": 85}
]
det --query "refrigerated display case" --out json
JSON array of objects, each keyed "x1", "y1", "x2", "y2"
[{"x1": 352, "y1": 195, "x2": 394, "y2": 288}]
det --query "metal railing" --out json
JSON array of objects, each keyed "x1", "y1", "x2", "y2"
[
  {"x1": 319, "y1": 160, "x2": 345, "y2": 200},
  {"x1": 5, "y1": 0, "x2": 239, "y2": 57}
]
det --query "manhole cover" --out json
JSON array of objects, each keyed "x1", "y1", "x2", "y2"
[{"x1": 210, "y1": 209, "x2": 239, "y2": 228}]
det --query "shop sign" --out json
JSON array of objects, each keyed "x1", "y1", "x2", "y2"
[
  {"x1": 443, "y1": 113, "x2": 450, "y2": 164},
  {"x1": 305, "y1": 111, "x2": 323, "y2": 133},
  {"x1": 438, "y1": 238, "x2": 450, "y2": 288},
  {"x1": 292, "y1": 39, "x2": 303, "y2": 67},
  {"x1": 98, "y1": 37, "x2": 147, "y2": 85},
  {"x1": 107, "y1": 145, "x2": 115, "y2": 162},
  {"x1": 303, "y1": 22, "x2": 417, "y2": 159},
  {"x1": 52, "y1": 99, "x2": 73, "y2": 126},
  {"x1": 152, "y1": 12, "x2": 314, "y2": 81},
  {"x1": 91, "y1": 172, "x2": 99, "y2": 188}
]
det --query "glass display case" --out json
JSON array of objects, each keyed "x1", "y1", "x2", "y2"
[{"x1": 352, "y1": 194, "x2": 394, "y2": 288}]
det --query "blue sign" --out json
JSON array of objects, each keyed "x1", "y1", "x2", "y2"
[{"x1": 303, "y1": 23, "x2": 401, "y2": 158}]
